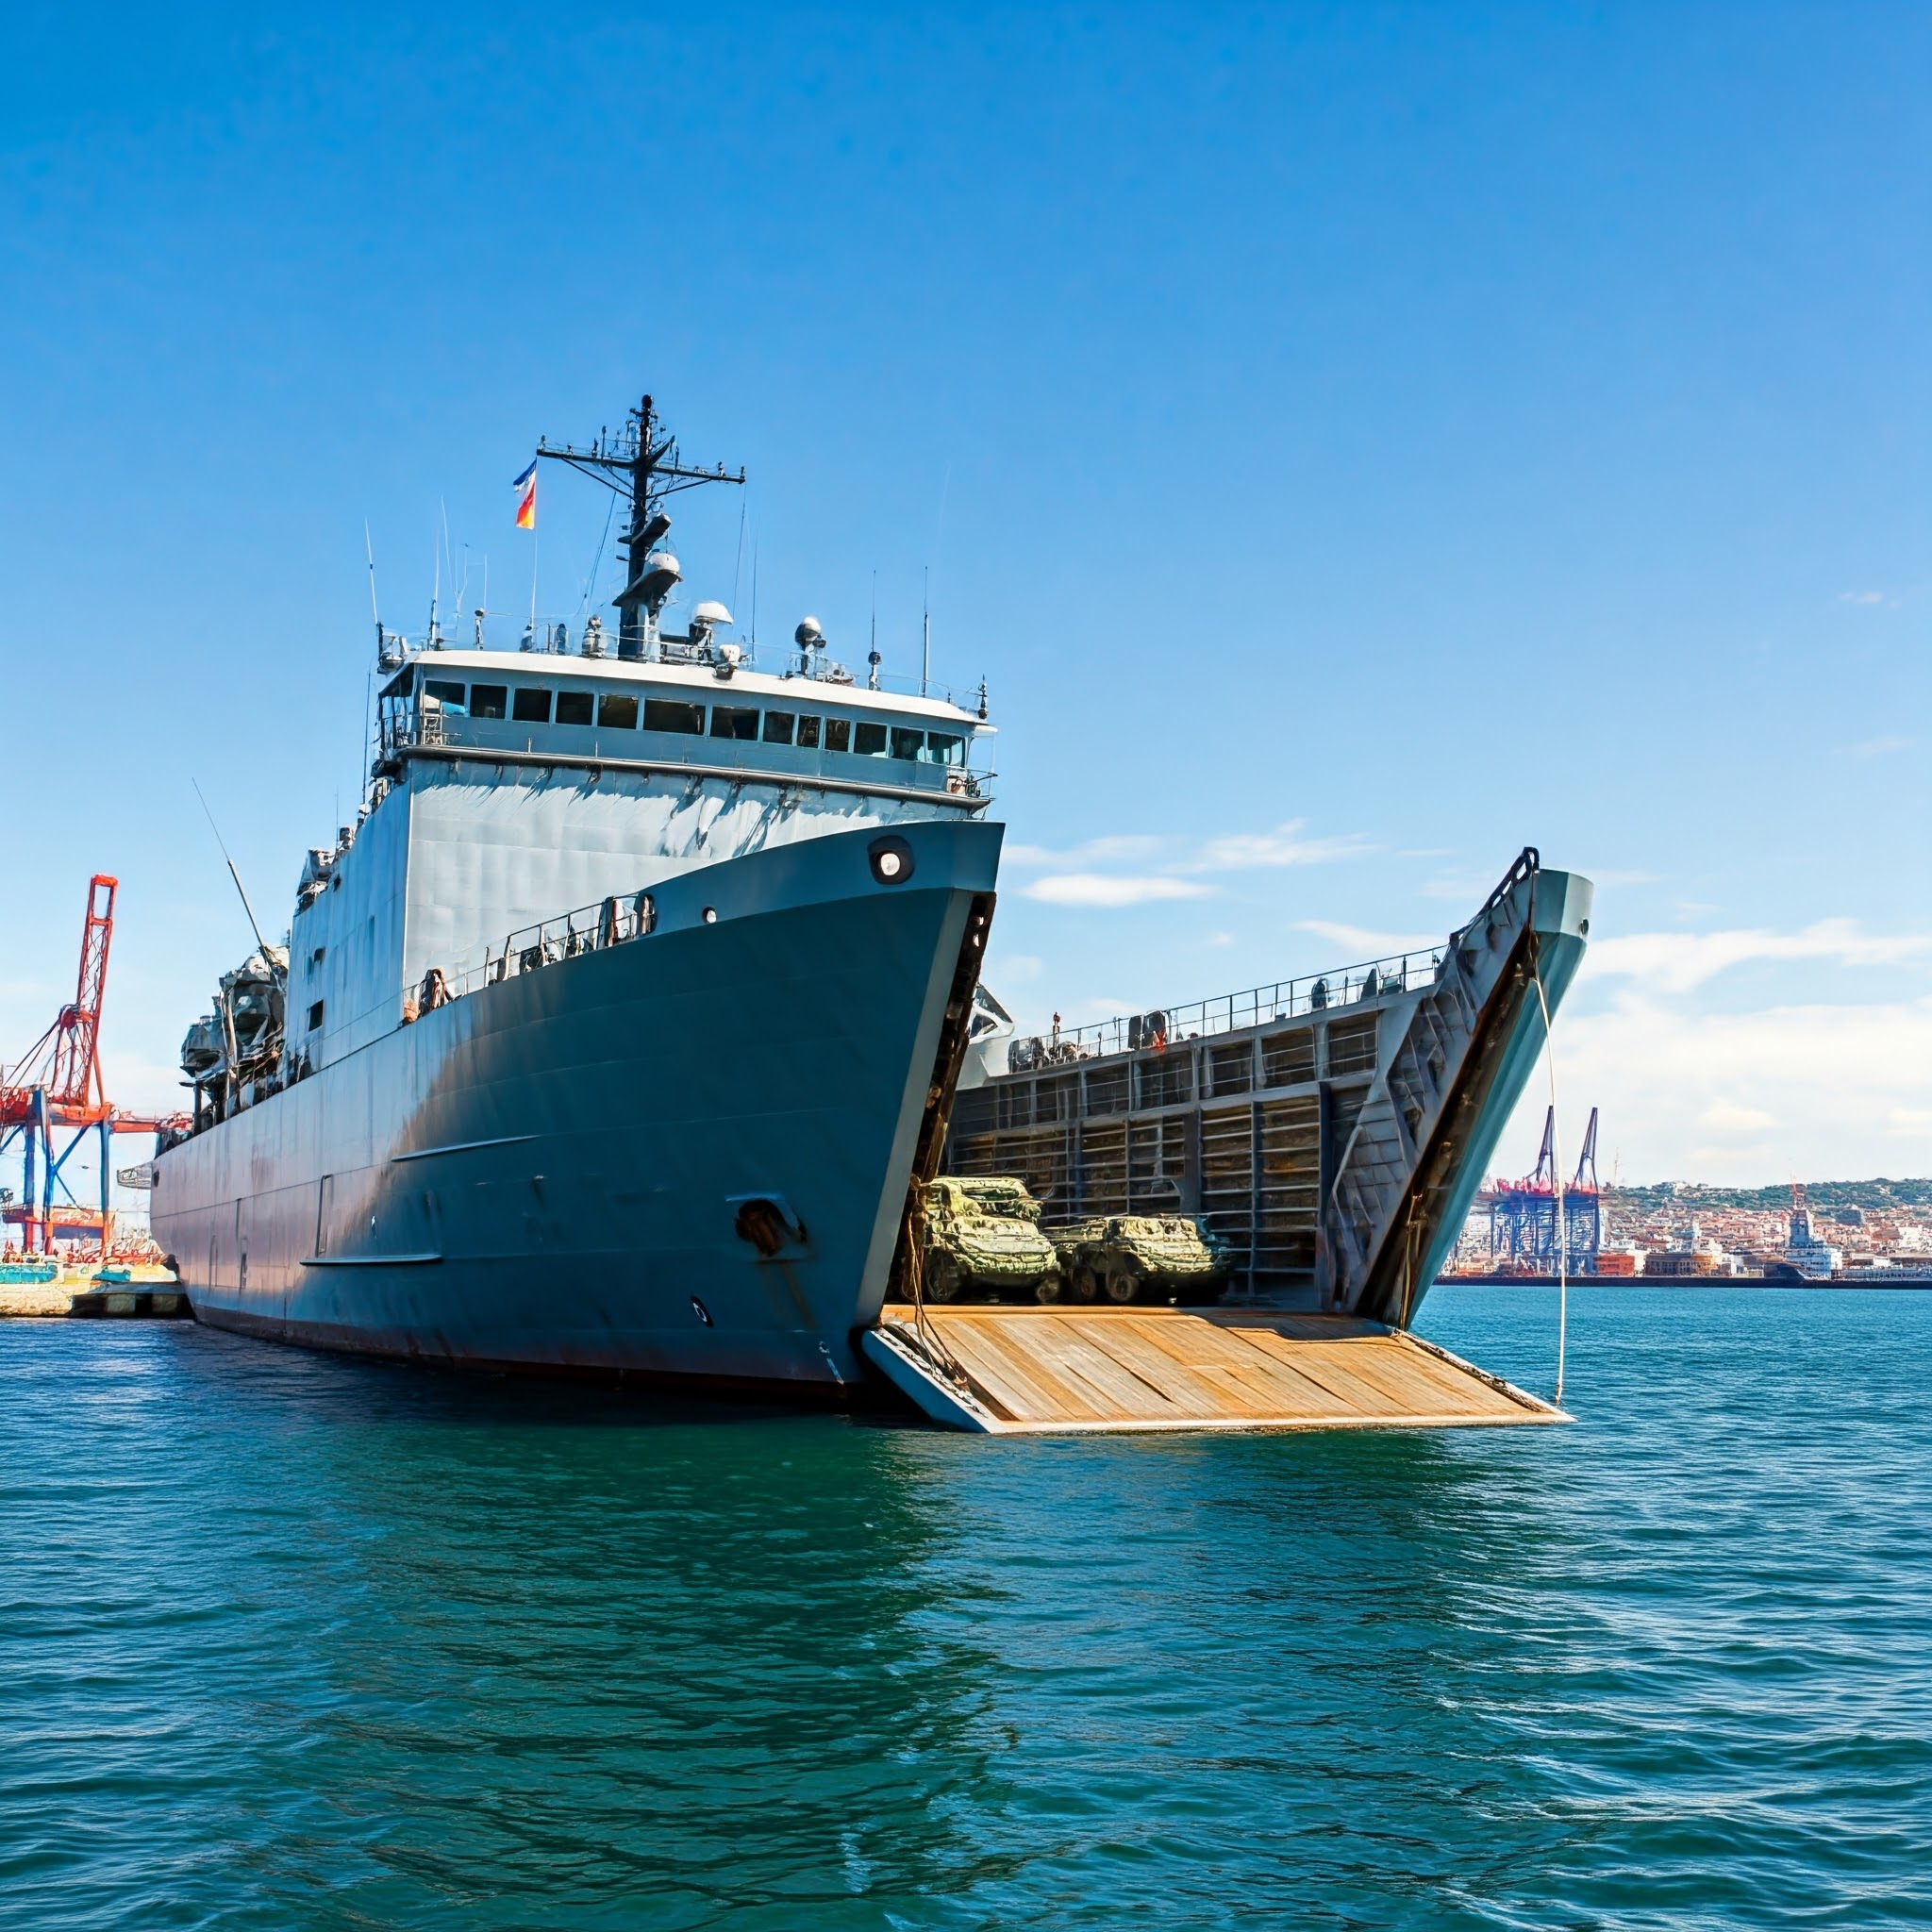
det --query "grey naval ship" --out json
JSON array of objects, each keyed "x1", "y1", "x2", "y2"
[{"x1": 156, "y1": 387, "x2": 1593, "y2": 1428}]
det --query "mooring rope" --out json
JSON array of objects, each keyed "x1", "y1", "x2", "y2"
[
  {"x1": 901, "y1": 1189, "x2": 971, "y2": 1391},
  {"x1": 1529, "y1": 945, "x2": 1569, "y2": 1408}
]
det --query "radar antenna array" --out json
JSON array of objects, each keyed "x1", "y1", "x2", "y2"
[{"x1": 533, "y1": 393, "x2": 745, "y2": 660}]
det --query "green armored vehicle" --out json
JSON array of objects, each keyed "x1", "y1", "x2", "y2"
[
  {"x1": 953, "y1": 1174, "x2": 1044, "y2": 1223},
  {"x1": 920, "y1": 1177, "x2": 1061, "y2": 1303},
  {"x1": 1052, "y1": 1215, "x2": 1233, "y2": 1306}
]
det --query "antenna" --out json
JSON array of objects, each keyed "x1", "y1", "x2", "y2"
[
  {"x1": 921, "y1": 565, "x2": 930, "y2": 698},
  {"x1": 192, "y1": 779, "x2": 276, "y2": 973},
  {"x1": 867, "y1": 571, "x2": 880, "y2": 691},
  {"x1": 750, "y1": 539, "x2": 758, "y2": 649},
  {"x1": 534, "y1": 389, "x2": 744, "y2": 663},
  {"x1": 364, "y1": 521, "x2": 382, "y2": 654}
]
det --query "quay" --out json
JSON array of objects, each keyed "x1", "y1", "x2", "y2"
[{"x1": 0, "y1": 1279, "x2": 189, "y2": 1320}]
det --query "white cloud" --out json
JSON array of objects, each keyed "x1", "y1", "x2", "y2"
[
  {"x1": 1421, "y1": 873, "x2": 1493, "y2": 902},
  {"x1": 1008, "y1": 817, "x2": 1366, "y2": 908},
  {"x1": 1022, "y1": 874, "x2": 1216, "y2": 908},
  {"x1": 1844, "y1": 735, "x2": 1910, "y2": 758},
  {"x1": 1839, "y1": 590, "x2": 1891, "y2": 607},
  {"x1": 1585, "y1": 919, "x2": 1932, "y2": 994},
  {"x1": 1698, "y1": 1098, "x2": 1777, "y2": 1133},
  {"x1": 1203, "y1": 931, "x2": 1237, "y2": 948},
  {"x1": 1184, "y1": 822, "x2": 1374, "y2": 873},
  {"x1": 1296, "y1": 919, "x2": 1441, "y2": 957},
  {"x1": 987, "y1": 952, "x2": 1041, "y2": 983},
  {"x1": 1005, "y1": 835, "x2": 1167, "y2": 869},
  {"x1": 1511, "y1": 989, "x2": 1932, "y2": 1184}
]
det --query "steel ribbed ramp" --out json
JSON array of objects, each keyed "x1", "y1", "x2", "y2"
[{"x1": 863, "y1": 1305, "x2": 1567, "y2": 1435}]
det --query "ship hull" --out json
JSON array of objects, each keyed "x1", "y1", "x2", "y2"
[{"x1": 155, "y1": 820, "x2": 1001, "y2": 1396}]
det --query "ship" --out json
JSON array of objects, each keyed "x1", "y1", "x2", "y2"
[
  {"x1": 154, "y1": 386, "x2": 1597, "y2": 1430},
  {"x1": 155, "y1": 392, "x2": 1002, "y2": 1398}
]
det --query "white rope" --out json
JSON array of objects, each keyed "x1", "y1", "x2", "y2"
[{"x1": 1531, "y1": 960, "x2": 1568, "y2": 1407}]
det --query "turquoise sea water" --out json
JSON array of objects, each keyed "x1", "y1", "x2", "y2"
[{"x1": 2, "y1": 1287, "x2": 1927, "y2": 1930}]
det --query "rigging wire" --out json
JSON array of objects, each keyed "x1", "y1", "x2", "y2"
[
  {"x1": 575, "y1": 490, "x2": 618, "y2": 628},
  {"x1": 1531, "y1": 950, "x2": 1569, "y2": 1407}
]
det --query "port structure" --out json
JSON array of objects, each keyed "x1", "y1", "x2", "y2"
[
  {"x1": 1486, "y1": 1105, "x2": 1602, "y2": 1274},
  {"x1": 0, "y1": 876, "x2": 167, "y2": 1255}
]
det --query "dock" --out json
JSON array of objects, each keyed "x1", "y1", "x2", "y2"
[
  {"x1": 0, "y1": 1282, "x2": 190, "y2": 1320},
  {"x1": 863, "y1": 1304, "x2": 1567, "y2": 1435}
]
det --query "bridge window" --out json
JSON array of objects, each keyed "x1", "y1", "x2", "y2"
[
  {"x1": 796, "y1": 715, "x2": 822, "y2": 748},
  {"x1": 891, "y1": 727, "x2": 924, "y2": 761},
  {"x1": 762, "y1": 710, "x2": 795, "y2": 744},
  {"x1": 556, "y1": 691, "x2": 593, "y2": 725},
  {"x1": 710, "y1": 706, "x2": 759, "y2": 741},
  {"x1": 597, "y1": 693, "x2": 639, "y2": 729},
  {"x1": 512, "y1": 687, "x2": 552, "y2": 723},
  {"x1": 853, "y1": 722, "x2": 887, "y2": 756},
  {"x1": 643, "y1": 697, "x2": 703, "y2": 734},
  {"x1": 925, "y1": 731, "x2": 966, "y2": 766},
  {"x1": 423, "y1": 679, "x2": 467, "y2": 711},
  {"x1": 824, "y1": 718, "x2": 851, "y2": 753},
  {"x1": 471, "y1": 684, "x2": 508, "y2": 719}
]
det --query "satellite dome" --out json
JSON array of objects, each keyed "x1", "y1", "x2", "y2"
[
  {"x1": 794, "y1": 615, "x2": 824, "y2": 647},
  {"x1": 691, "y1": 599, "x2": 733, "y2": 627}
]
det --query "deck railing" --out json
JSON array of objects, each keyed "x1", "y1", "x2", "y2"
[
  {"x1": 1006, "y1": 946, "x2": 1450, "y2": 1070},
  {"x1": 412, "y1": 889, "x2": 661, "y2": 1015}
]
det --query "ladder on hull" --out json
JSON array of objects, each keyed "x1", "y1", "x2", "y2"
[{"x1": 863, "y1": 1304, "x2": 1567, "y2": 1436}]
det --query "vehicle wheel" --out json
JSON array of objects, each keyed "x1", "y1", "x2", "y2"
[
  {"x1": 1034, "y1": 1272, "x2": 1064, "y2": 1306},
  {"x1": 1069, "y1": 1264, "x2": 1101, "y2": 1305},
  {"x1": 1102, "y1": 1265, "x2": 1141, "y2": 1305},
  {"x1": 925, "y1": 1254, "x2": 962, "y2": 1303}
]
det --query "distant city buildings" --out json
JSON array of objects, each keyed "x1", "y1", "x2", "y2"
[{"x1": 1450, "y1": 1181, "x2": 1929, "y2": 1280}]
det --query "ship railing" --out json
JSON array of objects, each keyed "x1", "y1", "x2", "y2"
[
  {"x1": 1008, "y1": 945, "x2": 1449, "y2": 1069},
  {"x1": 418, "y1": 890, "x2": 663, "y2": 1011}
]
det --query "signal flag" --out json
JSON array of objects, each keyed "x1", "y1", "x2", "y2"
[{"x1": 512, "y1": 458, "x2": 537, "y2": 530}]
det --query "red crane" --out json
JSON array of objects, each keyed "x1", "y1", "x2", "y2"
[{"x1": 1, "y1": 875, "x2": 165, "y2": 1257}]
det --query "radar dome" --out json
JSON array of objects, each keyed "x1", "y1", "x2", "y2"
[
  {"x1": 794, "y1": 615, "x2": 824, "y2": 647},
  {"x1": 691, "y1": 599, "x2": 733, "y2": 627}
]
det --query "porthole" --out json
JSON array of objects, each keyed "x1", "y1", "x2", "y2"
[
  {"x1": 702, "y1": 907, "x2": 718, "y2": 924},
  {"x1": 868, "y1": 834, "x2": 915, "y2": 885}
]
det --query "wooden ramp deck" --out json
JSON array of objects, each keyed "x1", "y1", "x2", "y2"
[{"x1": 862, "y1": 1305, "x2": 1567, "y2": 1435}]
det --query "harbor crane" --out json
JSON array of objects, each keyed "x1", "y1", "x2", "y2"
[
  {"x1": 1487, "y1": 1105, "x2": 1603, "y2": 1273},
  {"x1": 0, "y1": 875, "x2": 167, "y2": 1255}
]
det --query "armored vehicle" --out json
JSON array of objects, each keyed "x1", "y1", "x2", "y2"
[
  {"x1": 921, "y1": 1177, "x2": 1060, "y2": 1302},
  {"x1": 953, "y1": 1175, "x2": 1044, "y2": 1222},
  {"x1": 1052, "y1": 1215, "x2": 1233, "y2": 1306}
]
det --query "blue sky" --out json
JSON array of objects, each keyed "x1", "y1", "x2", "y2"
[{"x1": 4, "y1": 3, "x2": 1928, "y2": 1209}]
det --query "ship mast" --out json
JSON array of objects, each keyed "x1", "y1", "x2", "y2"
[{"x1": 534, "y1": 392, "x2": 745, "y2": 659}]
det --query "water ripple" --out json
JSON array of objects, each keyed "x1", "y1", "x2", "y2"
[{"x1": 0, "y1": 1289, "x2": 1926, "y2": 1929}]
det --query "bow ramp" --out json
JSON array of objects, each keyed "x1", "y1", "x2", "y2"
[{"x1": 862, "y1": 1305, "x2": 1565, "y2": 1435}]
